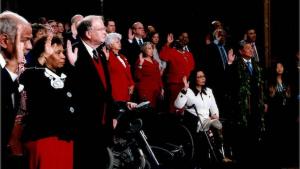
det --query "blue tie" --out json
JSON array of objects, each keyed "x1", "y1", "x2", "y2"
[
  {"x1": 138, "y1": 39, "x2": 143, "y2": 46},
  {"x1": 219, "y1": 46, "x2": 227, "y2": 68},
  {"x1": 246, "y1": 61, "x2": 253, "y2": 75}
]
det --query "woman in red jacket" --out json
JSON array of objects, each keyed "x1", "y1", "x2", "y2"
[
  {"x1": 160, "y1": 33, "x2": 195, "y2": 113},
  {"x1": 135, "y1": 42, "x2": 164, "y2": 111},
  {"x1": 105, "y1": 32, "x2": 134, "y2": 102}
]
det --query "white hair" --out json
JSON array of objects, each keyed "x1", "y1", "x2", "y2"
[
  {"x1": 105, "y1": 32, "x2": 122, "y2": 48},
  {"x1": 0, "y1": 11, "x2": 30, "y2": 42}
]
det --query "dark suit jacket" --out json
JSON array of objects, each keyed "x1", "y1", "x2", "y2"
[
  {"x1": 1, "y1": 67, "x2": 20, "y2": 166},
  {"x1": 71, "y1": 40, "x2": 114, "y2": 169},
  {"x1": 122, "y1": 38, "x2": 147, "y2": 69},
  {"x1": 204, "y1": 43, "x2": 228, "y2": 104}
]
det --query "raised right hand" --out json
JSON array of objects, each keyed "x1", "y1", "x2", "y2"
[
  {"x1": 182, "y1": 76, "x2": 189, "y2": 90},
  {"x1": 66, "y1": 40, "x2": 78, "y2": 66},
  {"x1": 6, "y1": 24, "x2": 23, "y2": 73},
  {"x1": 128, "y1": 28, "x2": 134, "y2": 41},
  {"x1": 167, "y1": 33, "x2": 174, "y2": 45}
]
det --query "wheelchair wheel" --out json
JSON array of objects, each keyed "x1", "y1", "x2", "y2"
[{"x1": 149, "y1": 122, "x2": 194, "y2": 166}]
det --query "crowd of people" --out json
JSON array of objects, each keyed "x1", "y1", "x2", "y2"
[{"x1": 0, "y1": 10, "x2": 299, "y2": 169}]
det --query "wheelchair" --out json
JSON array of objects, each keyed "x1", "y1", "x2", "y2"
[{"x1": 108, "y1": 102, "x2": 195, "y2": 169}]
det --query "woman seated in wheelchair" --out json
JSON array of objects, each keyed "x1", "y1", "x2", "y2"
[{"x1": 174, "y1": 69, "x2": 232, "y2": 166}]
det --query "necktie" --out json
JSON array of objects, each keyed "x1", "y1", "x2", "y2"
[
  {"x1": 138, "y1": 39, "x2": 143, "y2": 46},
  {"x1": 92, "y1": 49, "x2": 99, "y2": 62},
  {"x1": 246, "y1": 61, "x2": 253, "y2": 75},
  {"x1": 219, "y1": 46, "x2": 227, "y2": 68}
]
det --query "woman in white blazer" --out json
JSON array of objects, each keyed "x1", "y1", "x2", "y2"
[{"x1": 174, "y1": 69, "x2": 232, "y2": 166}]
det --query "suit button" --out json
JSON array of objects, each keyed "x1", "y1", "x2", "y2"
[
  {"x1": 66, "y1": 92, "x2": 72, "y2": 98},
  {"x1": 69, "y1": 107, "x2": 75, "y2": 113}
]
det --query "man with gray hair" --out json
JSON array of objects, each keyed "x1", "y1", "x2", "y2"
[
  {"x1": 66, "y1": 15, "x2": 136, "y2": 169},
  {"x1": 0, "y1": 10, "x2": 32, "y2": 169}
]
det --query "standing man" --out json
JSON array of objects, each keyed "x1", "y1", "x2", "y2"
[
  {"x1": 66, "y1": 15, "x2": 135, "y2": 169},
  {"x1": 242, "y1": 28, "x2": 263, "y2": 66},
  {"x1": 105, "y1": 18, "x2": 116, "y2": 33},
  {"x1": 204, "y1": 28, "x2": 232, "y2": 117},
  {"x1": 0, "y1": 11, "x2": 32, "y2": 169},
  {"x1": 122, "y1": 21, "x2": 146, "y2": 69},
  {"x1": 225, "y1": 41, "x2": 266, "y2": 169}
]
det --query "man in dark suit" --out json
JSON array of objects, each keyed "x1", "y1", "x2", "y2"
[
  {"x1": 0, "y1": 11, "x2": 32, "y2": 169},
  {"x1": 122, "y1": 21, "x2": 147, "y2": 70},
  {"x1": 242, "y1": 27, "x2": 264, "y2": 67},
  {"x1": 66, "y1": 15, "x2": 136, "y2": 169},
  {"x1": 225, "y1": 41, "x2": 266, "y2": 169},
  {"x1": 204, "y1": 28, "x2": 232, "y2": 116}
]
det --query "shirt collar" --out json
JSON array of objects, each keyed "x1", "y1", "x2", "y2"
[
  {"x1": 135, "y1": 37, "x2": 143, "y2": 43},
  {"x1": 0, "y1": 53, "x2": 18, "y2": 81},
  {"x1": 0, "y1": 53, "x2": 6, "y2": 68},
  {"x1": 7, "y1": 68, "x2": 18, "y2": 81},
  {"x1": 81, "y1": 39, "x2": 97, "y2": 59},
  {"x1": 242, "y1": 57, "x2": 252, "y2": 63}
]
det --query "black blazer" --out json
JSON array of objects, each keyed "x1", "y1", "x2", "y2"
[
  {"x1": 72, "y1": 39, "x2": 113, "y2": 130},
  {"x1": 20, "y1": 68, "x2": 77, "y2": 142},
  {"x1": 71, "y1": 40, "x2": 114, "y2": 169}
]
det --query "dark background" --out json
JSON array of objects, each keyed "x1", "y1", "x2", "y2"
[{"x1": 1, "y1": 0, "x2": 299, "y2": 68}]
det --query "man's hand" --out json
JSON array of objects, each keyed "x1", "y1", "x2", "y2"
[
  {"x1": 66, "y1": 40, "x2": 78, "y2": 66},
  {"x1": 6, "y1": 24, "x2": 23, "y2": 73},
  {"x1": 128, "y1": 28, "x2": 134, "y2": 41},
  {"x1": 227, "y1": 48, "x2": 235, "y2": 65}
]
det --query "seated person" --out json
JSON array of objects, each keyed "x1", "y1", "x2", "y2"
[{"x1": 174, "y1": 69, "x2": 232, "y2": 164}]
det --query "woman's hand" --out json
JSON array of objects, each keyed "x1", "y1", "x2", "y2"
[
  {"x1": 211, "y1": 114, "x2": 219, "y2": 119},
  {"x1": 128, "y1": 85, "x2": 134, "y2": 95},
  {"x1": 182, "y1": 76, "x2": 189, "y2": 91},
  {"x1": 138, "y1": 53, "x2": 144, "y2": 65},
  {"x1": 102, "y1": 46, "x2": 109, "y2": 60},
  {"x1": 127, "y1": 102, "x2": 137, "y2": 110},
  {"x1": 166, "y1": 33, "x2": 174, "y2": 46}
]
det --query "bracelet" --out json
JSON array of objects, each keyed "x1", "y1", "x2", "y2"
[{"x1": 138, "y1": 65, "x2": 142, "y2": 69}]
